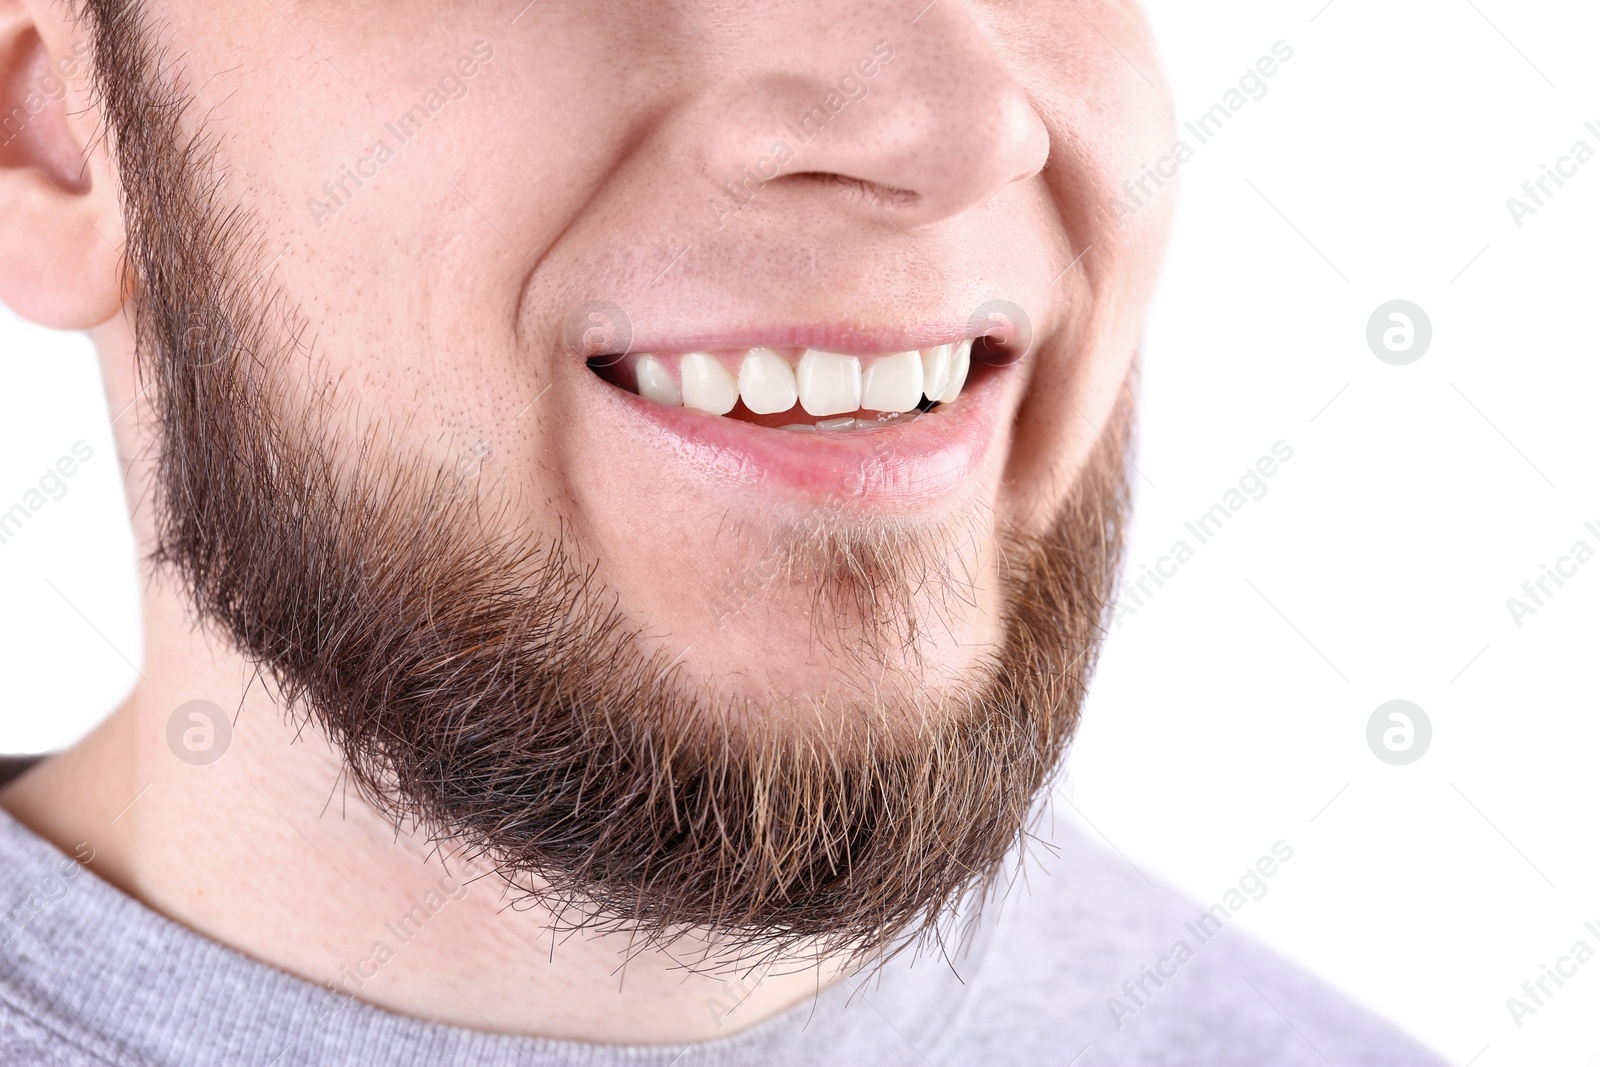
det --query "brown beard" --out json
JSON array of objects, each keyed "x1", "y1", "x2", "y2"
[{"x1": 79, "y1": 0, "x2": 1134, "y2": 968}]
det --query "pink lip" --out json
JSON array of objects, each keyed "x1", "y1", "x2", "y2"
[{"x1": 589, "y1": 359, "x2": 1008, "y2": 507}]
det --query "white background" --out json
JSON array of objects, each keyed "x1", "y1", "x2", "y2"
[{"x1": 1, "y1": 1, "x2": 1596, "y2": 1062}]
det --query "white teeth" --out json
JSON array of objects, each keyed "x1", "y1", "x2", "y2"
[
  {"x1": 920, "y1": 344, "x2": 953, "y2": 402},
  {"x1": 635, "y1": 355, "x2": 682, "y2": 406},
  {"x1": 619, "y1": 343, "x2": 973, "y2": 423},
  {"x1": 796, "y1": 349, "x2": 862, "y2": 417},
  {"x1": 680, "y1": 352, "x2": 739, "y2": 415},
  {"x1": 939, "y1": 338, "x2": 972, "y2": 404},
  {"x1": 738, "y1": 347, "x2": 798, "y2": 415},
  {"x1": 861, "y1": 350, "x2": 924, "y2": 413}
]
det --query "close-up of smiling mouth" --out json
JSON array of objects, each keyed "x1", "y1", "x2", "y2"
[
  {"x1": 589, "y1": 338, "x2": 977, "y2": 429},
  {"x1": 581, "y1": 329, "x2": 1025, "y2": 501}
]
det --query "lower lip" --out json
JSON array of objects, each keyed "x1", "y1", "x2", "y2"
[{"x1": 592, "y1": 365, "x2": 1005, "y2": 507}]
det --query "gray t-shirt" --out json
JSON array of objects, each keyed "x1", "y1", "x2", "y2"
[{"x1": 0, "y1": 802, "x2": 1444, "y2": 1066}]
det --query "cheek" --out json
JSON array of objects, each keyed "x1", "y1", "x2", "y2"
[
  {"x1": 168, "y1": 12, "x2": 656, "y2": 488},
  {"x1": 993, "y1": 9, "x2": 1172, "y2": 528}
]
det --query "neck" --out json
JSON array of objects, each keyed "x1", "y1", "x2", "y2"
[{"x1": 0, "y1": 317, "x2": 846, "y2": 1043}]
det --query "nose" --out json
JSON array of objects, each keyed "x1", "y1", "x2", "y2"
[{"x1": 697, "y1": 4, "x2": 1050, "y2": 230}]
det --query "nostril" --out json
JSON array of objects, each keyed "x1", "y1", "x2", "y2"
[{"x1": 777, "y1": 172, "x2": 922, "y2": 214}]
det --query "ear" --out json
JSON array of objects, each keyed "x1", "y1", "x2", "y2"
[{"x1": 0, "y1": 0, "x2": 126, "y2": 330}]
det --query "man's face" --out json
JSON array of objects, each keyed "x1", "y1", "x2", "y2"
[
  {"x1": 133, "y1": 0, "x2": 1170, "y2": 703},
  {"x1": 86, "y1": 0, "x2": 1173, "y2": 957}
]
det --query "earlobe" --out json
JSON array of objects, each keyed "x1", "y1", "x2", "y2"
[{"x1": 0, "y1": 0, "x2": 126, "y2": 331}]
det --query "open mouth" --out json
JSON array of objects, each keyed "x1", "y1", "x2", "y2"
[
  {"x1": 587, "y1": 340, "x2": 986, "y2": 432},
  {"x1": 576, "y1": 331, "x2": 1021, "y2": 503}
]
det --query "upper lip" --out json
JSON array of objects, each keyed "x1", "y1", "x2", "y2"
[{"x1": 583, "y1": 322, "x2": 1003, "y2": 358}]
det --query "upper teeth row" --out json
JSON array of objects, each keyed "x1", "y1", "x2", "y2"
[{"x1": 629, "y1": 341, "x2": 973, "y2": 417}]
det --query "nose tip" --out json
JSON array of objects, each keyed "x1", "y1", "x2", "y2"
[
  {"x1": 904, "y1": 82, "x2": 1051, "y2": 225},
  {"x1": 795, "y1": 47, "x2": 1050, "y2": 229},
  {"x1": 699, "y1": 17, "x2": 1051, "y2": 232}
]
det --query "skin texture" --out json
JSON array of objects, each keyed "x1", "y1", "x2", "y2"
[{"x1": 0, "y1": 0, "x2": 1175, "y2": 1044}]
